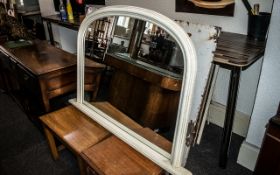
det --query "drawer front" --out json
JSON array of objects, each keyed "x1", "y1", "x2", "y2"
[{"x1": 46, "y1": 71, "x2": 76, "y2": 91}]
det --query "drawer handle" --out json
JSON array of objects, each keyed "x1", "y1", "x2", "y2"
[{"x1": 24, "y1": 74, "x2": 29, "y2": 80}]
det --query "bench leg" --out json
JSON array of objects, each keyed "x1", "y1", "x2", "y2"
[
  {"x1": 43, "y1": 125, "x2": 59, "y2": 160},
  {"x1": 77, "y1": 156, "x2": 86, "y2": 175}
]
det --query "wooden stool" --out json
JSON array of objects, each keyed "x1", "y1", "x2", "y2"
[
  {"x1": 81, "y1": 136, "x2": 164, "y2": 175},
  {"x1": 40, "y1": 105, "x2": 110, "y2": 175}
]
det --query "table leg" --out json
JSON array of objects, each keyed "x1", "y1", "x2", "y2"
[
  {"x1": 43, "y1": 125, "x2": 59, "y2": 160},
  {"x1": 46, "y1": 21, "x2": 55, "y2": 46},
  {"x1": 219, "y1": 67, "x2": 241, "y2": 168}
]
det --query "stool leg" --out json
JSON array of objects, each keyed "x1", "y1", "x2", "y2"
[{"x1": 43, "y1": 125, "x2": 59, "y2": 160}]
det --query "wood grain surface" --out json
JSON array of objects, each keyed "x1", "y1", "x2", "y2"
[
  {"x1": 213, "y1": 32, "x2": 265, "y2": 69},
  {"x1": 81, "y1": 136, "x2": 163, "y2": 175},
  {"x1": 40, "y1": 105, "x2": 110, "y2": 154}
]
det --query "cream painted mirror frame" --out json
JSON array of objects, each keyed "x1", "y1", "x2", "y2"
[{"x1": 69, "y1": 5, "x2": 197, "y2": 175}]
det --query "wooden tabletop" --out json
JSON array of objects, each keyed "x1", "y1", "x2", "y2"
[
  {"x1": 0, "y1": 40, "x2": 105, "y2": 76},
  {"x1": 213, "y1": 32, "x2": 266, "y2": 70},
  {"x1": 81, "y1": 136, "x2": 163, "y2": 175},
  {"x1": 40, "y1": 105, "x2": 110, "y2": 154},
  {"x1": 42, "y1": 15, "x2": 82, "y2": 31}
]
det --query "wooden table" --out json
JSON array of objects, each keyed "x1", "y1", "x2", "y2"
[
  {"x1": 0, "y1": 40, "x2": 105, "y2": 114},
  {"x1": 213, "y1": 32, "x2": 266, "y2": 168},
  {"x1": 81, "y1": 135, "x2": 165, "y2": 175},
  {"x1": 40, "y1": 105, "x2": 111, "y2": 175}
]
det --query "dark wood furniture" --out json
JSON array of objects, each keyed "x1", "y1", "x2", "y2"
[
  {"x1": 254, "y1": 115, "x2": 280, "y2": 175},
  {"x1": 104, "y1": 53, "x2": 181, "y2": 130},
  {"x1": 40, "y1": 105, "x2": 110, "y2": 175},
  {"x1": 81, "y1": 135, "x2": 164, "y2": 175},
  {"x1": 213, "y1": 32, "x2": 266, "y2": 168},
  {"x1": 0, "y1": 40, "x2": 105, "y2": 116}
]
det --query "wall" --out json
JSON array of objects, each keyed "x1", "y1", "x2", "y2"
[
  {"x1": 39, "y1": 0, "x2": 78, "y2": 54},
  {"x1": 107, "y1": 0, "x2": 272, "y2": 34},
  {"x1": 246, "y1": 0, "x2": 280, "y2": 147},
  {"x1": 38, "y1": 0, "x2": 57, "y2": 16}
]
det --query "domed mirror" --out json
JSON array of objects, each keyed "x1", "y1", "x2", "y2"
[{"x1": 70, "y1": 5, "x2": 218, "y2": 174}]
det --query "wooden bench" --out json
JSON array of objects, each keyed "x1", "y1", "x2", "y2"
[
  {"x1": 81, "y1": 135, "x2": 164, "y2": 175},
  {"x1": 40, "y1": 102, "x2": 143, "y2": 174},
  {"x1": 40, "y1": 105, "x2": 110, "y2": 175}
]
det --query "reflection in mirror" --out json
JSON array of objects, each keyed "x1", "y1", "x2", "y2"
[
  {"x1": 84, "y1": 16, "x2": 184, "y2": 154},
  {"x1": 84, "y1": 17, "x2": 114, "y2": 60}
]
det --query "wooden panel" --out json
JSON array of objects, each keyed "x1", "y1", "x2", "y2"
[
  {"x1": 81, "y1": 136, "x2": 163, "y2": 175},
  {"x1": 40, "y1": 105, "x2": 110, "y2": 154},
  {"x1": 45, "y1": 70, "x2": 76, "y2": 91},
  {"x1": 108, "y1": 70, "x2": 149, "y2": 122},
  {"x1": 106, "y1": 67, "x2": 180, "y2": 129}
]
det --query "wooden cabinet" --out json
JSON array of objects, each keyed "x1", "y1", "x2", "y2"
[
  {"x1": 0, "y1": 40, "x2": 105, "y2": 118},
  {"x1": 254, "y1": 115, "x2": 280, "y2": 175}
]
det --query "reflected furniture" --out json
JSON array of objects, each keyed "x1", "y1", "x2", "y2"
[
  {"x1": 104, "y1": 53, "x2": 181, "y2": 130},
  {"x1": 42, "y1": 15, "x2": 111, "y2": 60},
  {"x1": 40, "y1": 105, "x2": 110, "y2": 175},
  {"x1": 81, "y1": 135, "x2": 165, "y2": 175},
  {"x1": 0, "y1": 40, "x2": 105, "y2": 116},
  {"x1": 254, "y1": 108, "x2": 280, "y2": 175},
  {"x1": 213, "y1": 32, "x2": 266, "y2": 168}
]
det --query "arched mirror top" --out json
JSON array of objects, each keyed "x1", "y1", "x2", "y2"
[{"x1": 70, "y1": 5, "x2": 197, "y2": 175}]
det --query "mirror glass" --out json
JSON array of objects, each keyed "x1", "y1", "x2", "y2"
[{"x1": 83, "y1": 16, "x2": 184, "y2": 155}]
